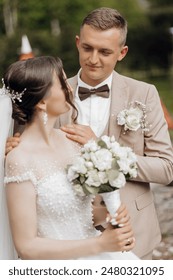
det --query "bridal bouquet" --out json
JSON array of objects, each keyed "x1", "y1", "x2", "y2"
[{"x1": 67, "y1": 135, "x2": 138, "y2": 221}]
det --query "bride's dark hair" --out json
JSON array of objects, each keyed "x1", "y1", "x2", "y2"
[{"x1": 3, "y1": 56, "x2": 77, "y2": 124}]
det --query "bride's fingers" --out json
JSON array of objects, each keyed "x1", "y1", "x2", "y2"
[
  {"x1": 116, "y1": 204, "x2": 128, "y2": 219},
  {"x1": 107, "y1": 204, "x2": 130, "y2": 226},
  {"x1": 122, "y1": 237, "x2": 136, "y2": 252},
  {"x1": 116, "y1": 215, "x2": 130, "y2": 226},
  {"x1": 106, "y1": 215, "x2": 130, "y2": 228}
]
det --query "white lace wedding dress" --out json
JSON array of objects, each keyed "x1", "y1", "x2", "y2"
[{"x1": 4, "y1": 154, "x2": 138, "y2": 260}]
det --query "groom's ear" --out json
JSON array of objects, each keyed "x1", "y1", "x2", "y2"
[{"x1": 36, "y1": 100, "x2": 47, "y2": 111}]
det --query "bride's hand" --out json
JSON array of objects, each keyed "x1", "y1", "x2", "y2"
[
  {"x1": 5, "y1": 132, "x2": 20, "y2": 155},
  {"x1": 98, "y1": 222, "x2": 135, "y2": 253}
]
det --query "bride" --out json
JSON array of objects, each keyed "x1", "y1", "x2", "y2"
[{"x1": 0, "y1": 56, "x2": 138, "y2": 260}]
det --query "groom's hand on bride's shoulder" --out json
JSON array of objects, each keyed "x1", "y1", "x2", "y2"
[
  {"x1": 5, "y1": 132, "x2": 21, "y2": 155},
  {"x1": 60, "y1": 123, "x2": 97, "y2": 145}
]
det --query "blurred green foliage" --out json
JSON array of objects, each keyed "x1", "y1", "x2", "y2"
[
  {"x1": 0, "y1": 0, "x2": 173, "y2": 121},
  {"x1": 0, "y1": 0, "x2": 148, "y2": 76}
]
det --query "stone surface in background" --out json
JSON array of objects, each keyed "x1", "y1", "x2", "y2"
[{"x1": 150, "y1": 183, "x2": 173, "y2": 260}]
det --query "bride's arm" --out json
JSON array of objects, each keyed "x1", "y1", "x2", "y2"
[{"x1": 6, "y1": 181, "x2": 135, "y2": 260}]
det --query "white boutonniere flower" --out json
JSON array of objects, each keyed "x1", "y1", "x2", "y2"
[{"x1": 117, "y1": 101, "x2": 151, "y2": 133}]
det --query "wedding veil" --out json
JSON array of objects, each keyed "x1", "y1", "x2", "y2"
[{"x1": 0, "y1": 90, "x2": 17, "y2": 259}]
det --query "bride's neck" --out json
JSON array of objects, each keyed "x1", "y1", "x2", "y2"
[{"x1": 22, "y1": 115, "x2": 56, "y2": 146}]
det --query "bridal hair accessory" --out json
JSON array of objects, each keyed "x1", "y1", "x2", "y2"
[
  {"x1": 1, "y1": 78, "x2": 26, "y2": 103},
  {"x1": 117, "y1": 101, "x2": 151, "y2": 133},
  {"x1": 43, "y1": 111, "x2": 48, "y2": 125},
  {"x1": 67, "y1": 135, "x2": 137, "y2": 225}
]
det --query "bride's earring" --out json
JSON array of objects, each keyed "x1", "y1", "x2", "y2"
[{"x1": 42, "y1": 111, "x2": 48, "y2": 125}]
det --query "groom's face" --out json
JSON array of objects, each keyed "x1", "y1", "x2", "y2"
[{"x1": 76, "y1": 24, "x2": 128, "y2": 87}]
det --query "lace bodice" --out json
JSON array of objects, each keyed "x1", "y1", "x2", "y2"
[{"x1": 4, "y1": 163, "x2": 100, "y2": 241}]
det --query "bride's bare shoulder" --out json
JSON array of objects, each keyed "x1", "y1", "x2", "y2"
[{"x1": 5, "y1": 145, "x2": 29, "y2": 166}]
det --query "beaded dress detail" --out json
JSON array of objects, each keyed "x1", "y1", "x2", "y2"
[{"x1": 4, "y1": 159, "x2": 99, "y2": 241}]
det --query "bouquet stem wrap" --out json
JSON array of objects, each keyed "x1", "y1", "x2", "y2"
[{"x1": 101, "y1": 189, "x2": 121, "y2": 219}]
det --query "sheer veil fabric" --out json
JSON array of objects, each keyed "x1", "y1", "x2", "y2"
[{"x1": 0, "y1": 91, "x2": 17, "y2": 259}]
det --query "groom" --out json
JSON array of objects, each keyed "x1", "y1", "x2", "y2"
[
  {"x1": 57, "y1": 7, "x2": 173, "y2": 259},
  {"x1": 7, "y1": 7, "x2": 173, "y2": 259}
]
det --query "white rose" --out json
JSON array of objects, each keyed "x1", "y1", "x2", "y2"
[
  {"x1": 90, "y1": 149, "x2": 112, "y2": 171},
  {"x1": 83, "y1": 139, "x2": 99, "y2": 152},
  {"x1": 85, "y1": 169, "x2": 101, "y2": 187},
  {"x1": 127, "y1": 152, "x2": 137, "y2": 166},
  {"x1": 110, "y1": 141, "x2": 121, "y2": 155},
  {"x1": 100, "y1": 135, "x2": 112, "y2": 148},
  {"x1": 98, "y1": 171, "x2": 108, "y2": 184},
  {"x1": 129, "y1": 167, "x2": 138, "y2": 178},
  {"x1": 82, "y1": 151, "x2": 91, "y2": 161},
  {"x1": 67, "y1": 167, "x2": 79, "y2": 181},
  {"x1": 117, "y1": 110, "x2": 127, "y2": 125},
  {"x1": 117, "y1": 158, "x2": 131, "y2": 174},
  {"x1": 124, "y1": 107, "x2": 143, "y2": 131},
  {"x1": 109, "y1": 172, "x2": 126, "y2": 189},
  {"x1": 85, "y1": 161, "x2": 94, "y2": 170},
  {"x1": 73, "y1": 184, "x2": 86, "y2": 196},
  {"x1": 71, "y1": 157, "x2": 87, "y2": 175}
]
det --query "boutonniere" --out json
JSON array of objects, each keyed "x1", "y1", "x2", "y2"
[{"x1": 117, "y1": 101, "x2": 151, "y2": 133}]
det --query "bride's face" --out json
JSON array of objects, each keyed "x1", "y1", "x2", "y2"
[{"x1": 46, "y1": 72, "x2": 71, "y2": 117}]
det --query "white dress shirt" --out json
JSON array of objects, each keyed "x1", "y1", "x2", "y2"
[{"x1": 75, "y1": 70, "x2": 113, "y2": 137}]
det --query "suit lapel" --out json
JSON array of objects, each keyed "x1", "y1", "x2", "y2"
[
  {"x1": 107, "y1": 71, "x2": 128, "y2": 141},
  {"x1": 59, "y1": 73, "x2": 128, "y2": 140}
]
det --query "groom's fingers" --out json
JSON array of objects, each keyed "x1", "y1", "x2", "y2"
[
  {"x1": 66, "y1": 133, "x2": 86, "y2": 145},
  {"x1": 5, "y1": 135, "x2": 21, "y2": 155},
  {"x1": 61, "y1": 124, "x2": 77, "y2": 135},
  {"x1": 61, "y1": 124, "x2": 97, "y2": 145}
]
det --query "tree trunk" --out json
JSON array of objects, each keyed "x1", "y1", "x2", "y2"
[{"x1": 3, "y1": 0, "x2": 18, "y2": 37}]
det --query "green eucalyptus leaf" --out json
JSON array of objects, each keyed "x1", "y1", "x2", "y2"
[
  {"x1": 73, "y1": 178, "x2": 81, "y2": 185},
  {"x1": 111, "y1": 159, "x2": 119, "y2": 170},
  {"x1": 98, "y1": 184, "x2": 114, "y2": 193},
  {"x1": 107, "y1": 169, "x2": 119, "y2": 181},
  {"x1": 97, "y1": 139, "x2": 107, "y2": 149},
  {"x1": 83, "y1": 184, "x2": 99, "y2": 195},
  {"x1": 79, "y1": 175, "x2": 85, "y2": 184}
]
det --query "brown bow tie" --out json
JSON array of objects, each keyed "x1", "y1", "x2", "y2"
[{"x1": 78, "y1": 84, "x2": 109, "y2": 101}]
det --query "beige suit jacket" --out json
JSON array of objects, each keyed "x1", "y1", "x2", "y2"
[
  {"x1": 14, "y1": 71, "x2": 173, "y2": 258},
  {"x1": 56, "y1": 71, "x2": 173, "y2": 257}
]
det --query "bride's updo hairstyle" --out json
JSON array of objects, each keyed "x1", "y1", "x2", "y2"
[{"x1": 3, "y1": 56, "x2": 77, "y2": 124}]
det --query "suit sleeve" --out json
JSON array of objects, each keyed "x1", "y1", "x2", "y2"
[{"x1": 134, "y1": 85, "x2": 173, "y2": 185}]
